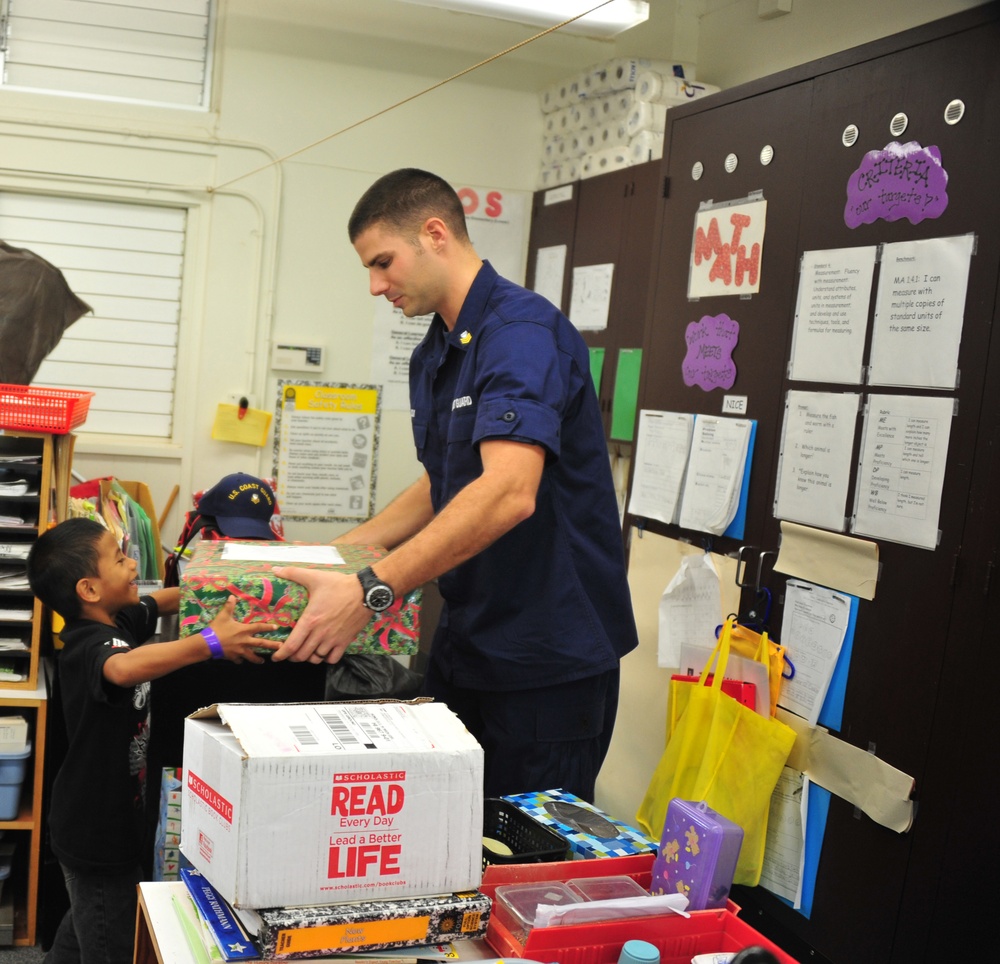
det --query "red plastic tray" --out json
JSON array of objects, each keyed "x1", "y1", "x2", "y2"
[
  {"x1": 481, "y1": 855, "x2": 799, "y2": 964},
  {"x1": 0, "y1": 384, "x2": 94, "y2": 434}
]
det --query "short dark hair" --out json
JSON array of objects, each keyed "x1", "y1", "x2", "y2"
[
  {"x1": 348, "y1": 168, "x2": 469, "y2": 244},
  {"x1": 26, "y1": 518, "x2": 107, "y2": 621}
]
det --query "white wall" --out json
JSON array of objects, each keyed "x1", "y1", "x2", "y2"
[
  {"x1": 0, "y1": 4, "x2": 544, "y2": 544},
  {"x1": 2, "y1": 0, "x2": 987, "y2": 546},
  {"x1": 696, "y1": 0, "x2": 987, "y2": 90}
]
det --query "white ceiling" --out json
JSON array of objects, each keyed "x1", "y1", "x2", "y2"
[{"x1": 225, "y1": 0, "x2": 683, "y2": 92}]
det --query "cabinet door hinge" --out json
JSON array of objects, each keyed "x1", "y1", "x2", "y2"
[{"x1": 662, "y1": 176, "x2": 670, "y2": 199}]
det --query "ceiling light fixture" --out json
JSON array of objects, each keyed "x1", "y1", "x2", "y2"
[{"x1": 395, "y1": 0, "x2": 650, "y2": 40}]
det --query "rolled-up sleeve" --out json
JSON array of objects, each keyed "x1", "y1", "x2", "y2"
[{"x1": 471, "y1": 321, "x2": 567, "y2": 458}]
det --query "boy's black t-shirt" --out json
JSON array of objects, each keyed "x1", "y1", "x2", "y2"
[{"x1": 50, "y1": 596, "x2": 159, "y2": 875}]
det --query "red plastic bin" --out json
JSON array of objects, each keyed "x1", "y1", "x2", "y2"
[
  {"x1": 0, "y1": 384, "x2": 94, "y2": 434},
  {"x1": 481, "y1": 854, "x2": 799, "y2": 964}
]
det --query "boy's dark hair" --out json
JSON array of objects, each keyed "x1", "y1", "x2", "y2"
[
  {"x1": 27, "y1": 517, "x2": 107, "y2": 621},
  {"x1": 348, "y1": 168, "x2": 469, "y2": 245}
]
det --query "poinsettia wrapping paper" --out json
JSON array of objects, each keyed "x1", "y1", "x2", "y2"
[{"x1": 178, "y1": 540, "x2": 420, "y2": 653}]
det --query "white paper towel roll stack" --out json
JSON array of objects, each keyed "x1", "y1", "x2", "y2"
[
  {"x1": 568, "y1": 131, "x2": 589, "y2": 158},
  {"x1": 537, "y1": 164, "x2": 564, "y2": 189},
  {"x1": 537, "y1": 58, "x2": 721, "y2": 187},
  {"x1": 604, "y1": 58, "x2": 675, "y2": 92},
  {"x1": 597, "y1": 117, "x2": 630, "y2": 148},
  {"x1": 581, "y1": 146, "x2": 631, "y2": 179},
  {"x1": 629, "y1": 130, "x2": 664, "y2": 165},
  {"x1": 539, "y1": 83, "x2": 563, "y2": 114},
  {"x1": 635, "y1": 71, "x2": 722, "y2": 106},
  {"x1": 626, "y1": 101, "x2": 668, "y2": 138}
]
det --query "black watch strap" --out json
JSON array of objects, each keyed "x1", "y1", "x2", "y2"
[{"x1": 357, "y1": 566, "x2": 395, "y2": 613}]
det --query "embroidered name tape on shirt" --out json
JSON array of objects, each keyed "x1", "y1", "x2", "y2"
[{"x1": 452, "y1": 396, "x2": 473, "y2": 410}]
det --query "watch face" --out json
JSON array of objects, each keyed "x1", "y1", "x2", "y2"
[{"x1": 366, "y1": 585, "x2": 394, "y2": 611}]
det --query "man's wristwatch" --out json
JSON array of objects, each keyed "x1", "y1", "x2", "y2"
[{"x1": 357, "y1": 566, "x2": 395, "y2": 613}]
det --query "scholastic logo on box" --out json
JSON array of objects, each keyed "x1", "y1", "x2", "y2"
[
  {"x1": 328, "y1": 770, "x2": 407, "y2": 881},
  {"x1": 331, "y1": 771, "x2": 406, "y2": 823},
  {"x1": 188, "y1": 770, "x2": 234, "y2": 824},
  {"x1": 198, "y1": 830, "x2": 214, "y2": 863}
]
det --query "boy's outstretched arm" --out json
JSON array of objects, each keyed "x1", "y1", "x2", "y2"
[
  {"x1": 148, "y1": 585, "x2": 180, "y2": 616},
  {"x1": 102, "y1": 597, "x2": 279, "y2": 688}
]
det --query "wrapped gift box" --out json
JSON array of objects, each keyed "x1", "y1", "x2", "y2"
[{"x1": 178, "y1": 540, "x2": 420, "y2": 653}]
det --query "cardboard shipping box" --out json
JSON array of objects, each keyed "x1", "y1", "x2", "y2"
[
  {"x1": 181, "y1": 701, "x2": 484, "y2": 909},
  {"x1": 178, "y1": 539, "x2": 420, "y2": 651}
]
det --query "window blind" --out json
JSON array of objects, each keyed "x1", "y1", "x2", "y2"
[
  {"x1": 1, "y1": 0, "x2": 213, "y2": 108},
  {"x1": 0, "y1": 191, "x2": 187, "y2": 437}
]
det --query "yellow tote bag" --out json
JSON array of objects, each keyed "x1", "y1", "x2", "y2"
[
  {"x1": 638, "y1": 618, "x2": 797, "y2": 886},
  {"x1": 728, "y1": 622, "x2": 786, "y2": 718}
]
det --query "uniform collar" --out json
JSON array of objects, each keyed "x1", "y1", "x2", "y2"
[{"x1": 445, "y1": 260, "x2": 498, "y2": 349}]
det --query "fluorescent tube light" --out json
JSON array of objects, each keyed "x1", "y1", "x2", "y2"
[{"x1": 396, "y1": 0, "x2": 650, "y2": 39}]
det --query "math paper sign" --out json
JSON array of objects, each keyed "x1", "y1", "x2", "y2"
[
  {"x1": 272, "y1": 381, "x2": 380, "y2": 522},
  {"x1": 688, "y1": 198, "x2": 767, "y2": 299},
  {"x1": 844, "y1": 141, "x2": 949, "y2": 228},
  {"x1": 682, "y1": 313, "x2": 739, "y2": 391}
]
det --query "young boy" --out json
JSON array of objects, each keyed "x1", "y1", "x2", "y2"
[{"x1": 27, "y1": 517, "x2": 279, "y2": 964}]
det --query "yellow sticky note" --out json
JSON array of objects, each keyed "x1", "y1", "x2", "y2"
[{"x1": 211, "y1": 403, "x2": 272, "y2": 446}]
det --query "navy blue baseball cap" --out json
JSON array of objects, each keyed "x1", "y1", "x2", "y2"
[{"x1": 197, "y1": 473, "x2": 276, "y2": 539}]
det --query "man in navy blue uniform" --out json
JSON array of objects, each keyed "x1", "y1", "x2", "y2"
[{"x1": 274, "y1": 168, "x2": 638, "y2": 799}]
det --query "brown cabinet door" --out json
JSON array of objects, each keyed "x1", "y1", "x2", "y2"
[{"x1": 631, "y1": 8, "x2": 1000, "y2": 962}]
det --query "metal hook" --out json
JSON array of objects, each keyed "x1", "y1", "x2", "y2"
[
  {"x1": 736, "y1": 545, "x2": 758, "y2": 588},
  {"x1": 755, "y1": 550, "x2": 777, "y2": 594}
]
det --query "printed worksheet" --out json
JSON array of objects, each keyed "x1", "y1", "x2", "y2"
[
  {"x1": 851, "y1": 393, "x2": 954, "y2": 549},
  {"x1": 778, "y1": 579, "x2": 852, "y2": 726},
  {"x1": 788, "y1": 246, "x2": 876, "y2": 384},
  {"x1": 628, "y1": 410, "x2": 694, "y2": 524},
  {"x1": 677, "y1": 416, "x2": 751, "y2": 535},
  {"x1": 774, "y1": 391, "x2": 860, "y2": 531},
  {"x1": 758, "y1": 767, "x2": 808, "y2": 907},
  {"x1": 657, "y1": 552, "x2": 720, "y2": 668},
  {"x1": 533, "y1": 243, "x2": 567, "y2": 310},
  {"x1": 869, "y1": 234, "x2": 975, "y2": 389},
  {"x1": 569, "y1": 262, "x2": 614, "y2": 330}
]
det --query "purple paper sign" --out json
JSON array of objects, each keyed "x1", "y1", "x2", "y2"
[
  {"x1": 682, "y1": 313, "x2": 739, "y2": 391},
  {"x1": 844, "y1": 140, "x2": 949, "y2": 228}
]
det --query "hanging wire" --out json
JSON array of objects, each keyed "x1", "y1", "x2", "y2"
[{"x1": 208, "y1": 0, "x2": 618, "y2": 193}]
